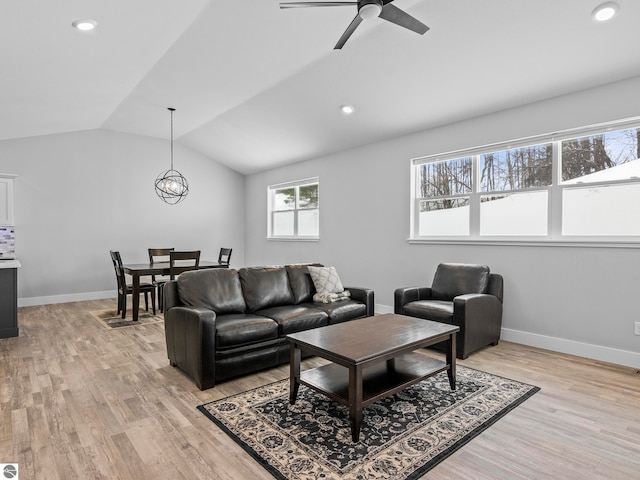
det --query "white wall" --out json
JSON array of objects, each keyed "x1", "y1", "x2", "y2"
[
  {"x1": 244, "y1": 75, "x2": 640, "y2": 368},
  {"x1": 0, "y1": 129, "x2": 245, "y2": 305}
]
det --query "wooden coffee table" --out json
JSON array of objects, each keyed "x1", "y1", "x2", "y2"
[{"x1": 287, "y1": 313, "x2": 459, "y2": 442}]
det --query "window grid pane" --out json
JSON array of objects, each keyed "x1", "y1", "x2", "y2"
[
  {"x1": 273, "y1": 188, "x2": 295, "y2": 211},
  {"x1": 561, "y1": 127, "x2": 640, "y2": 184},
  {"x1": 419, "y1": 157, "x2": 472, "y2": 198},
  {"x1": 419, "y1": 198, "x2": 470, "y2": 236},
  {"x1": 273, "y1": 211, "x2": 294, "y2": 236},
  {"x1": 480, "y1": 143, "x2": 552, "y2": 192},
  {"x1": 562, "y1": 183, "x2": 640, "y2": 236},
  {"x1": 480, "y1": 192, "x2": 548, "y2": 236}
]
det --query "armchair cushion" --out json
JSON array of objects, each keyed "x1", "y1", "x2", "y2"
[
  {"x1": 177, "y1": 269, "x2": 246, "y2": 314},
  {"x1": 431, "y1": 263, "x2": 490, "y2": 300},
  {"x1": 403, "y1": 300, "x2": 454, "y2": 324}
]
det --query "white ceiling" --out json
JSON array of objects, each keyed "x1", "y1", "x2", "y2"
[{"x1": 2, "y1": 0, "x2": 640, "y2": 174}]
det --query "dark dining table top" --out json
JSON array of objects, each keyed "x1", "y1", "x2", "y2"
[{"x1": 123, "y1": 260, "x2": 228, "y2": 276}]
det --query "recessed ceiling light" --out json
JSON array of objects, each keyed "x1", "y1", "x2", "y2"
[
  {"x1": 340, "y1": 105, "x2": 355, "y2": 115},
  {"x1": 591, "y1": 2, "x2": 618, "y2": 22},
  {"x1": 72, "y1": 19, "x2": 97, "y2": 31}
]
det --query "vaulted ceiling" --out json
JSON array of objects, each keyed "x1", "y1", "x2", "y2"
[{"x1": 3, "y1": 1, "x2": 640, "y2": 174}]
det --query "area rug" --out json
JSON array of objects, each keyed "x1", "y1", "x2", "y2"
[
  {"x1": 198, "y1": 366, "x2": 539, "y2": 480},
  {"x1": 89, "y1": 309, "x2": 163, "y2": 329}
]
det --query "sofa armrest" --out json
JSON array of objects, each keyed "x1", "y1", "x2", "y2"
[
  {"x1": 394, "y1": 287, "x2": 432, "y2": 313},
  {"x1": 164, "y1": 306, "x2": 217, "y2": 390},
  {"x1": 163, "y1": 279, "x2": 181, "y2": 311},
  {"x1": 345, "y1": 286, "x2": 375, "y2": 317}
]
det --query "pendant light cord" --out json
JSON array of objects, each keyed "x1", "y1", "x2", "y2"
[{"x1": 169, "y1": 107, "x2": 175, "y2": 170}]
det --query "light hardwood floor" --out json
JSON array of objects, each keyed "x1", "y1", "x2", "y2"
[{"x1": 1, "y1": 299, "x2": 639, "y2": 479}]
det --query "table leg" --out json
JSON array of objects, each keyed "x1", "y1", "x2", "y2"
[
  {"x1": 289, "y1": 343, "x2": 301, "y2": 404},
  {"x1": 446, "y1": 332, "x2": 457, "y2": 390},
  {"x1": 348, "y1": 364, "x2": 363, "y2": 442},
  {"x1": 132, "y1": 274, "x2": 140, "y2": 321}
]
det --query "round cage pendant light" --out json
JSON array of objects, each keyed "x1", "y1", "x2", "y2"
[{"x1": 155, "y1": 107, "x2": 189, "y2": 204}]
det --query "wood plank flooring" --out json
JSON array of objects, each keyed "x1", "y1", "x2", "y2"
[{"x1": 1, "y1": 299, "x2": 639, "y2": 479}]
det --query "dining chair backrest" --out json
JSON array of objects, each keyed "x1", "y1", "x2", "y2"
[
  {"x1": 109, "y1": 250, "x2": 126, "y2": 293},
  {"x1": 169, "y1": 250, "x2": 201, "y2": 279},
  {"x1": 148, "y1": 248, "x2": 174, "y2": 281},
  {"x1": 218, "y1": 247, "x2": 232, "y2": 266}
]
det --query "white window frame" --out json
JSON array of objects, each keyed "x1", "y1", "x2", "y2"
[
  {"x1": 410, "y1": 117, "x2": 640, "y2": 248},
  {"x1": 268, "y1": 177, "x2": 319, "y2": 241}
]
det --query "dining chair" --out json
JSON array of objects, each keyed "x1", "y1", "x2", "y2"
[
  {"x1": 148, "y1": 248, "x2": 174, "y2": 312},
  {"x1": 169, "y1": 250, "x2": 201, "y2": 280},
  {"x1": 218, "y1": 247, "x2": 232, "y2": 267},
  {"x1": 109, "y1": 250, "x2": 156, "y2": 319}
]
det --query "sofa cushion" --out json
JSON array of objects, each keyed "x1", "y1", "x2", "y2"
[
  {"x1": 404, "y1": 300, "x2": 454, "y2": 324},
  {"x1": 177, "y1": 269, "x2": 246, "y2": 314},
  {"x1": 214, "y1": 313, "x2": 279, "y2": 350},
  {"x1": 308, "y1": 266, "x2": 344, "y2": 294},
  {"x1": 286, "y1": 263, "x2": 322, "y2": 304},
  {"x1": 257, "y1": 305, "x2": 329, "y2": 336},
  {"x1": 305, "y1": 300, "x2": 366, "y2": 324},
  {"x1": 431, "y1": 263, "x2": 490, "y2": 301},
  {"x1": 239, "y1": 267, "x2": 294, "y2": 312}
]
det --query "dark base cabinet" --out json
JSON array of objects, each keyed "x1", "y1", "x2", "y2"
[{"x1": 0, "y1": 267, "x2": 18, "y2": 339}]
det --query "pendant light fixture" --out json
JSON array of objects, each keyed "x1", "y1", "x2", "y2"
[{"x1": 155, "y1": 107, "x2": 189, "y2": 204}]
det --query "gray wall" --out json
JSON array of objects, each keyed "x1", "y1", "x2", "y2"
[
  {"x1": 244, "y1": 75, "x2": 640, "y2": 368},
  {"x1": 0, "y1": 129, "x2": 245, "y2": 305}
]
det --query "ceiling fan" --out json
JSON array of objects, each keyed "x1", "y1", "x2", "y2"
[{"x1": 279, "y1": 0, "x2": 429, "y2": 49}]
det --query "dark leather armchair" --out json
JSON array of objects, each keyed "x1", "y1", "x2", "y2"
[{"x1": 394, "y1": 263, "x2": 503, "y2": 359}]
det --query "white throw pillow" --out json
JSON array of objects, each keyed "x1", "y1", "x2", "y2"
[{"x1": 308, "y1": 266, "x2": 344, "y2": 294}]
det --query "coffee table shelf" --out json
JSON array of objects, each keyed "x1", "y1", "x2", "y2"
[{"x1": 299, "y1": 352, "x2": 448, "y2": 407}]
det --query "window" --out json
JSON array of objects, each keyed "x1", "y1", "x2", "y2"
[
  {"x1": 560, "y1": 128, "x2": 640, "y2": 236},
  {"x1": 478, "y1": 143, "x2": 551, "y2": 236},
  {"x1": 268, "y1": 178, "x2": 319, "y2": 239},
  {"x1": 411, "y1": 120, "x2": 640, "y2": 243},
  {"x1": 417, "y1": 158, "x2": 471, "y2": 235}
]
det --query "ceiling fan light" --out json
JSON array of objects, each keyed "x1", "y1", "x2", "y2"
[{"x1": 359, "y1": 3, "x2": 382, "y2": 20}]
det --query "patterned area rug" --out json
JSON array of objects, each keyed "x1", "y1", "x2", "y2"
[
  {"x1": 90, "y1": 309, "x2": 163, "y2": 329},
  {"x1": 198, "y1": 366, "x2": 539, "y2": 480}
]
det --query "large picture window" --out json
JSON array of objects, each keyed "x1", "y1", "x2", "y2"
[
  {"x1": 268, "y1": 178, "x2": 319, "y2": 239},
  {"x1": 411, "y1": 120, "x2": 640, "y2": 243}
]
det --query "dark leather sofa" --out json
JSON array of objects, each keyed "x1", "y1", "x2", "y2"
[
  {"x1": 163, "y1": 264, "x2": 375, "y2": 389},
  {"x1": 394, "y1": 263, "x2": 503, "y2": 359}
]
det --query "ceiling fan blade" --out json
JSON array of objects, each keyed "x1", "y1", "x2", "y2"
[
  {"x1": 334, "y1": 14, "x2": 363, "y2": 49},
  {"x1": 379, "y1": 3, "x2": 429, "y2": 35},
  {"x1": 279, "y1": 2, "x2": 356, "y2": 8}
]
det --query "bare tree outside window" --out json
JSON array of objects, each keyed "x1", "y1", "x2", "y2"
[
  {"x1": 419, "y1": 157, "x2": 472, "y2": 198},
  {"x1": 562, "y1": 127, "x2": 640, "y2": 182},
  {"x1": 480, "y1": 143, "x2": 552, "y2": 192}
]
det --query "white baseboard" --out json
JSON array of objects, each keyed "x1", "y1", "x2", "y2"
[
  {"x1": 376, "y1": 304, "x2": 394, "y2": 314},
  {"x1": 500, "y1": 328, "x2": 639, "y2": 370},
  {"x1": 18, "y1": 290, "x2": 115, "y2": 307},
  {"x1": 376, "y1": 303, "x2": 639, "y2": 370}
]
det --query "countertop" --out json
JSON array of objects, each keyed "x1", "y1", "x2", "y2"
[{"x1": 0, "y1": 259, "x2": 21, "y2": 269}]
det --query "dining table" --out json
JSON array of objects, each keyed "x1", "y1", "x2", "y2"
[{"x1": 123, "y1": 260, "x2": 228, "y2": 321}]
